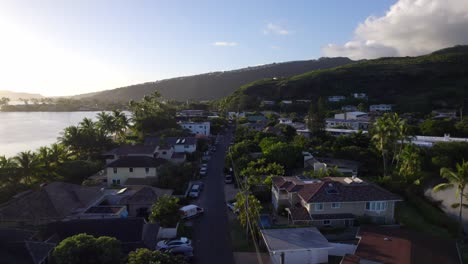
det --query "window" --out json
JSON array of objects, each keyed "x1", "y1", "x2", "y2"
[
  {"x1": 184, "y1": 145, "x2": 189, "y2": 148},
  {"x1": 365, "y1": 201, "x2": 387, "y2": 212},
  {"x1": 314, "y1": 203, "x2": 324, "y2": 211},
  {"x1": 162, "y1": 151, "x2": 167, "y2": 155},
  {"x1": 189, "y1": 126, "x2": 192, "y2": 128},
  {"x1": 199, "y1": 126, "x2": 203, "y2": 128},
  {"x1": 331, "y1": 202, "x2": 341, "y2": 209},
  {"x1": 323, "y1": 220, "x2": 331, "y2": 225},
  {"x1": 129, "y1": 168, "x2": 133, "y2": 172},
  {"x1": 113, "y1": 168, "x2": 117, "y2": 174},
  {"x1": 145, "y1": 168, "x2": 149, "y2": 173},
  {"x1": 112, "y1": 179, "x2": 121, "y2": 184}
]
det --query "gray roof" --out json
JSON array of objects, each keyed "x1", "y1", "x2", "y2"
[
  {"x1": 0, "y1": 182, "x2": 102, "y2": 224},
  {"x1": 107, "y1": 156, "x2": 166, "y2": 168},
  {"x1": 103, "y1": 145, "x2": 156, "y2": 156},
  {"x1": 144, "y1": 136, "x2": 197, "y2": 146},
  {"x1": 261, "y1": 227, "x2": 331, "y2": 252},
  {"x1": 119, "y1": 186, "x2": 173, "y2": 205}
]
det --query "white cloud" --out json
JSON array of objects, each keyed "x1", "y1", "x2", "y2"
[
  {"x1": 322, "y1": 0, "x2": 468, "y2": 59},
  {"x1": 212, "y1": 41, "x2": 238, "y2": 47},
  {"x1": 263, "y1": 23, "x2": 289, "y2": 35}
]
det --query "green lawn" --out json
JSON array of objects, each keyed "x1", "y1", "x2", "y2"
[{"x1": 395, "y1": 202, "x2": 454, "y2": 239}]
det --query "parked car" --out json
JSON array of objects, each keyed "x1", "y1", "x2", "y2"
[
  {"x1": 199, "y1": 167, "x2": 207, "y2": 176},
  {"x1": 180, "y1": 204, "x2": 204, "y2": 219},
  {"x1": 156, "y1": 237, "x2": 191, "y2": 250},
  {"x1": 163, "y1": 245, "x2": 194, "y2": 258},
  {"x1": 189, "y1": 184, "x2": 201, "y2": 198},
  {"x1": 225, "y1": 174, "x2": 233, "y2": 184},
  {"x1": 227, "y1": 202, "x2": 239, "y2": 214}
]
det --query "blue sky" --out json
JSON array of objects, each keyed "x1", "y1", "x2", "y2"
[{"x1": 2, "y1": 0, "x2": 453, "y2": 96}]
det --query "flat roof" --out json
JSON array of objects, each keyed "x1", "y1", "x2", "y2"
[{"x1": 261, "y1": 227, "x2": 331, "y2": 252}]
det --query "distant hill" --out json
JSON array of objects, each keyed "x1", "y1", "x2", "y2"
[
  {"x1": 0, "y1": 90, "x2": 44, "y2": 100},
  {"x1": 224, "y1": 45, "x2": 468, "y2": 113},
  {"x1": 74, "y1": 57, "x2": 353, "y2": 102}
]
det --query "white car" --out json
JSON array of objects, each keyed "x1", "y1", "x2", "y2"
[
  {"x1": 199, "y1": 167, "x2": 207, "y2": 176},
  {"x1": 156, "y1": 237, "x2": 191, "y2": 250},
  {"x1": 227, "y1": 202, "x2": 239, "y2": 214}
]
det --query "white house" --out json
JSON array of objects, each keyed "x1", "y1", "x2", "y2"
[
  {"x1": 334, "y1": 111, "x2": 368, "y2": 120},
  {"x1": 261, "y1": 227, "x2": 332, "y2": 264},
  {"x1": 281, "y1": 100, "x2": 293, "y2": 104},
  {"x1": 352, "y1": 93, "x2": 367, "y2": 99},
  {"x1": 144, "y1": 136, "x2": 197, "y2": 153},
  {"x1": 328, "y1": 96, "x2": 346, "y2": 102},
  {"x1": 179, "y1": 121, "x2": 211, "y2": 136},
  {"x1": 106, "y1": 156, "x2": 166, "y2": 186},
  {"x1": 278, "y1": 117, "x2": 293, "y2": 124},
  {"x1": 370, "y1": 104, "x2": 392, "y2": 112}
]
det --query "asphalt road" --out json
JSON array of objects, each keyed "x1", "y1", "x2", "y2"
[{"x1": 191, "y1": 128, "x2": 235, "y2": 264}]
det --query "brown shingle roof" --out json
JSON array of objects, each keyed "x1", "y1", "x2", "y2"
[
  {"x1": 272, "y1": 176, "x2": 401, "y2": 203},
  {"x1": 0, "y1": 182, "x2": 102, "y2": 224}
]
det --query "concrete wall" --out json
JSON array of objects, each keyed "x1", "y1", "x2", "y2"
[
  {"x1": 157, "y1": 222, "x2": 179, "y2": 239},
  {"x1": 106, "y1": 167, "x2": 157, "y2": 185},
  {"x1": 270, "y1": 249, "x2": 329, "y2": 264}
]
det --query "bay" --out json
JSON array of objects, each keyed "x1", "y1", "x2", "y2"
[{"x1": 0, "y1": 112, "x2": 103, "y2": 157}]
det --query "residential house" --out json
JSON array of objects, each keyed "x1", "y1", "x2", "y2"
[
  {"x1": 0, "y1": 182, "x2": 104, "y2": 226},
  {"x1": 177, "y1": 109, "x2": 205, "y2": 118},
  {"x1": 326, "y1": 128, "x2": 368, "y2": 137},
  {"x1": 96, "y1": 186, "x2": 172, "y2": 218},
  {"x1": 144, "y1": 136, "x2": 198, "y2": 153},
  {"x1": 296, "y1": 99, "x2": 312, "y2": 104},
  {"x1": 305, "y1": 157, "x2": 360, "y2": 176},
  {"x1": 278, "y1": 117, "x2": 293, "y2": 124},
  {"x1": 334, "y1": 111, "x2": 367, "y2": 120},
  {"x1": 179, "y1": 121, "x2": 210, "y2": 136},
  {"x1": 241, "y1": 122, "x2": 267, "y2": 132},
  {"x1": 409, "y1": 134, "x2": 468, "y2": 147},
  {"x1": 432, "y1": 109, "x2": 457, "y2": 119},
  {"x1": 326, "y1": 111, "x2": 370, "y2": 130},
  {"x1": 261, "y1": 100, "x2": 276, "y2": 106},
  {"x1": 45, "y1": 218, "x2": 160, "y2": 254},
  {"x1": 341, "y1": 105, "x2": 358, "y2": 111},
  {"x1": 369, "y1": 104, "x2": 392, "y2": 112},
  {"x1": 281, "y1": 100, "x2": 293, "y2": 105},
  {"x1": 103, "y1": 145, "x2": 157, "y2": 165},
  {"x1": 342, "y1": 226, "x2": 460, "y2": 264},
  {"x1": 261, "y1": 227, "x2": 332, "y2": 264},
  {"x1": 352, "y1": 93, "x2": 367, "y2": 100},
  {"x1": 271, "y1": 176, "x2": 402, "y2": 227},
  {"x1": 247, "y1": 115, "x2": 267, "y2": 123},
  {"x1": 106, "y1": 156, "x2": 166, "y2": 186},
  {"x1": 328, "y1": 96, "x2": 346, "y2": 102}
]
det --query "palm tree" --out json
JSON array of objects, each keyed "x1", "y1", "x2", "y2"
[
  {"x1": 96, "y1": 112, "x2": 116, "y2": 136},
  {"x1": 372, "y1": 116, "x2": 391, "y2": 176},
  {"x1": 13, "y1": 151, "x2": 40, "y2": 185},
  {"x1": 79, "y1": 118, "x2": 95, "y2": 132},
  {"x1": 112, "y1": 110, "x2": 131, "y2": 142},
  {"x1": 0, "y1": 155, "x2": 18, "y2": 183},
  {"x1": 433, "y1": 161, "x2": 468, "y2": 237},
  {"x1": 49, "y1": 143, "x2": 69, "y2": 165}
]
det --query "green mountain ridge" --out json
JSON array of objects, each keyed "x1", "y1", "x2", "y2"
[
  {"x1": 224, "y1": 45, "x2": 468, "y2": 113},
  {"x1": 0, "y1": 90, "x2": 44, "y2": 100},
  {"x1": 73, "y1": 57, "x2": 353, "y2": 102}
]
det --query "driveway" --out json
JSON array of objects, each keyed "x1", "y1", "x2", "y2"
[{"x1": 191, "y1": 129, "x2": 235, "y2": 264}]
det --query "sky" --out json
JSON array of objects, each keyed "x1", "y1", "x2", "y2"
[{"x1": 0, "y1": 0, "x2": 467, "y2": 96}]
